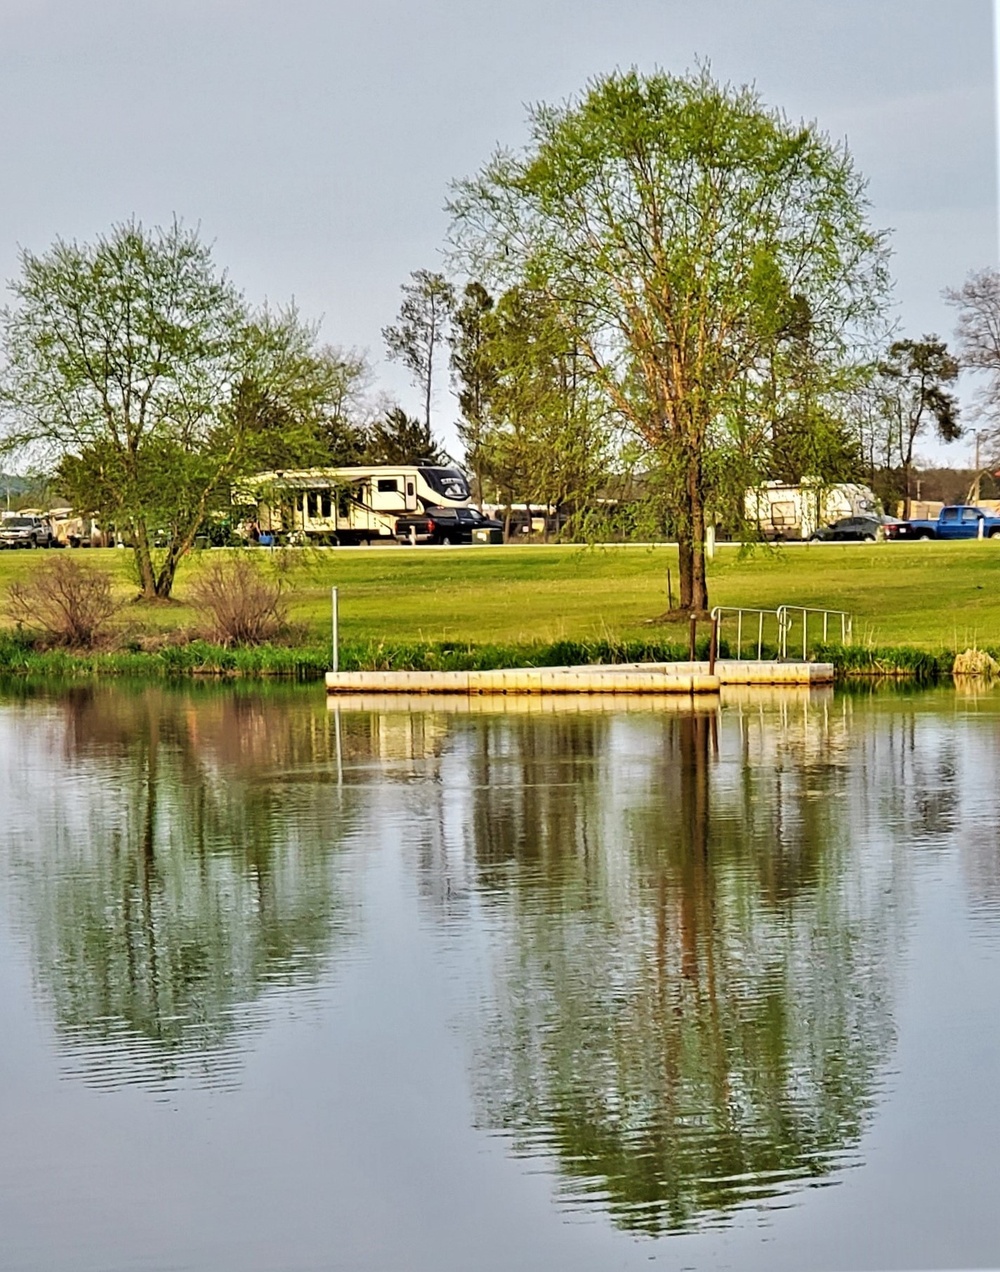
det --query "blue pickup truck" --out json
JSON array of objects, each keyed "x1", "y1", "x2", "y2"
[{"x1": 897, "y1": 505, "x2": 1000, "y2": 540}]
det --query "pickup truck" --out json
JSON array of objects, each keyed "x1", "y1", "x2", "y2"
[
  {"x1": 0, "y1": 513, "x2": 56, "y2": 549},
  {"x1": 896, "y1": 505, "x2": 1000, "y2": 540},
  {"x1": 395, "y1": 506, "x2": 504, "y2": 545}
]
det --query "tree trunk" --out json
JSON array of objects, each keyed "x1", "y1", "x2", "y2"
[
  {"x1": 677, "y1": 524, "x2": 694, "y2": 609},
  {"x1": 155, "y1": 557, "x2": 179, "y2": 599},
  {"x1": 689, "y1": 492, "x2": 708, "y2": 612},
  {"x1": 133, "y1": 524, "x2": 157, "y2": 600},
  {"x1": 675, "y1": 450, "x2": 709, "y2": 613}
]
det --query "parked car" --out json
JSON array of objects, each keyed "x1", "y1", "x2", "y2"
[
  {"x1": 810, "y1": 515, "x2": 902, "y2": 542},
  {"x1": 0, "y1": 514, "x2": 55, "y2": 549},
  {"x1": 395, "y1": 506, "x2": 504, "y2": 545},
  {"x1": 895, "y1": 505, "x2": 1000, "y2": 540}
]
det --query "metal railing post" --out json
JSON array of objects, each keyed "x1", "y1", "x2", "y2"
[{"x1": 331, "y1": 586, "x2": 339, "y2": 674}]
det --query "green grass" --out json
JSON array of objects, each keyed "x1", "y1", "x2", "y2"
[{"x1": 1, "y1": 539, "x2": 999, "y2": 676}]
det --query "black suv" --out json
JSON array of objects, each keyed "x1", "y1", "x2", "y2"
[{"x1": 395, "y1": 507, "x2": 504, "y2": 545}]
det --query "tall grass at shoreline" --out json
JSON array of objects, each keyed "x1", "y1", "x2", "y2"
[{"x1": 0, "y1": 630, "x2": 969, "y2": 682}]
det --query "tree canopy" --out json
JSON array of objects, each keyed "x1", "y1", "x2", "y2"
[
  {"x1": 382, "y1": 269, "x2": 455, "y2": 434},
  {"x1": 449, "y1": 68, "x2": 890, "y2": 607},
  {"x1": 0, "y1": 220, "x2": 365, "y2": 597}
]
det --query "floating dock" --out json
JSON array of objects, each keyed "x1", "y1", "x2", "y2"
[{"x1": 325, "y1": 660, "x2": 834, "y2": 697}]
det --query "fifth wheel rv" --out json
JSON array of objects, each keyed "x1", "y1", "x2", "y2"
[
  {"x1": 745, "y1": 481, "x2": 879, "y2": 541},
  {"x1": 240, "y1": 465, "x2": 472, "y2": 544}
]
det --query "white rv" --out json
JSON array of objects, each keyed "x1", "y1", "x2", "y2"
[
  {"x1": 241, "y1": 465, "x2": 472, "y2": 544},
  {"x1": 745, "y1": 481, "x2": 879, "y2": 541}
]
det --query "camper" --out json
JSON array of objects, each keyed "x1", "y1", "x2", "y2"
[
  {"x1": 745, "y1": 480, "x2": 879, "y2": 542},
  {"x1": 240, "y1": 465, "x2": 473, "y2": 544}
]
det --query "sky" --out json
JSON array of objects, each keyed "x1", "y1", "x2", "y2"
[{"x1": 0, "y1": 0, "x2": 995, "y2": 466}]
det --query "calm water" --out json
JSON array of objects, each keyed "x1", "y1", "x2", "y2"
[{"x1": 0, "y1": 682, "x2": 997, "y2": 1272}]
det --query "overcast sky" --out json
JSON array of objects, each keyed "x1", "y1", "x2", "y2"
[{"x1": 0, "y1": 0, "x2": 995, "y2": 464}]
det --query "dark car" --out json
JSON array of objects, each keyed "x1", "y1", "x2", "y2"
[
  {"x1": 810, "y1": 515, "x2": 899, "y2": 543},
  {"x1": 395, "y1": 506, "x2": 504, "y2": 545}
]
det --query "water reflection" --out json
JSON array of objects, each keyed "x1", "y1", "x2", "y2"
[
  {"x1": 0, "y1": 684, "x2": 993, "y2": 1253},
  {"x1": 408, "y1": 697, "x2": 906, "y2": 1233},
  {"x1": 0, "y1": 685, "x2": 360, "y2": 1090}
]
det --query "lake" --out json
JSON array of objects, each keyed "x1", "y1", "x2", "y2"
[{"x1": 0, "y1": 682, "x2": 997, "y2": 1272}]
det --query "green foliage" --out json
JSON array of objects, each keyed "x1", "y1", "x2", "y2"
[
  {"x1": 450, "y1": 281, "x2": 497, "y2": 499},
  {"x1": 475, "y1": 285, "x2": 614, "y2": 531},
  {"x1": 382, "y1": 269, "x2": 455, "y2": 431},
  {"x1": 875, "y1": 337, "x2": 961, "y2": 515},
  {"x1": 449, "y1": 68, "x2": 891, "y2": 607},
  {"x1": 364, "y1": 405, "x2": 448, "y2": 465},
  {"x1": 0, "y1": 220, "x2": 363, "y2": 600},
  {"x1": 815, "y1": 642, "x2": 953, "y2": 681}
]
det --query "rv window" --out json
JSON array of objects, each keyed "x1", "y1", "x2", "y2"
[
  {"x1": 406, "y1": 482, "x2": 414, "y2": 498},
  {"x1": 377, "y1": 479, "x2": 399, "y2": 493}
]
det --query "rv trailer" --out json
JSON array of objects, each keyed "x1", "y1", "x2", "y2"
[
  {"x1": 745, "y1": 481, "x2": 879, "y2": 542},
  {"x1": 239, "y1": 465, "x2": 472, "y2": 544}
]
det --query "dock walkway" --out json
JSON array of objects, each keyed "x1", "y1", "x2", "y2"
[{"x1": 325, "y1": 660, "x2": 833, "y2": 697}]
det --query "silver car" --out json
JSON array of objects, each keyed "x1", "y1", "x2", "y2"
[{"x1": 0, "y1": 514, "x2": 55, "y2": 548}]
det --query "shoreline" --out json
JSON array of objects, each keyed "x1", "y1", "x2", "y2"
[{"x1": 0, "y1": 636, "x2": 964, "y2": 684}]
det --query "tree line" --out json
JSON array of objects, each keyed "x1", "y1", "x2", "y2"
[{"x1": 3, "y1": 67, "x2": 1000, "y2": 606}]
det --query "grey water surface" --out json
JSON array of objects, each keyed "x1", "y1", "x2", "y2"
[{"x1": 0, "y1": 682, "x2": 996, "y2": 1272}]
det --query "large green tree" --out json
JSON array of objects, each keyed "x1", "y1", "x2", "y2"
[
  {"x1": 450, "y1": 281, "x2": 497, "y2": 501},
  {"x1": 477, "y1": 285, "x2": 612, "y2": 537},
  {"x1": 0, "y1": 221, "x2": 355, "y2": 598},
  {"x1": 877, "y1": 337, "x2": 960, "y2": 517},
  {"x1": 364, "y1": 404, "x2": 448, "y2": 465},
  {"x1": 449, "y1": 69, "x2": 890, "y2": 608}
]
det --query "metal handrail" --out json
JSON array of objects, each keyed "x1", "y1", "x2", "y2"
[
  {"x1": 710, "y1": 607, "x2": 782, "y2": 661},
  {"x1": 711, "y1": 605, "x2": 854, "y2": 661},
  {"x1": 777, "y1": 606, "x2": 853, "y2": 660}
]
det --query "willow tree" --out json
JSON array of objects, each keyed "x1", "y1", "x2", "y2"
[{"x1": 449, "y1": 69, "x2": 889, "y2": 609}]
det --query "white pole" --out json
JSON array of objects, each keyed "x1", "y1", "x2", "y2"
[{"x1": 331, "y1": 586, "x2": 339, "y2": 674}]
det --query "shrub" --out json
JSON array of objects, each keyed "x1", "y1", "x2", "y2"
[
  {"x1": 952, "y1": 648, "x2": 1000, "y2": 679},
  {"x1": 5, "y1": 556, "x2": 121, "y2": 648},
  {"x1": 188, "y1": 553, "x2": 288, "y2": 647}
]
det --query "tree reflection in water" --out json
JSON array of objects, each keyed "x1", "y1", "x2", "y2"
[
  {"x1": 445, "y1": 699, "x2": 904, "y2": 1235},
  {"x1": 5, "y1": 685, "x2": 360, "y2": 1090}
]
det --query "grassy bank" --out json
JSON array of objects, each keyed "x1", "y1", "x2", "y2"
[
  {"x1": 0, "y1": 630, "x2": 973, "y2": 683},
  {"x1": 0, "y1": 540, "x2": 997, "y2": 680}
]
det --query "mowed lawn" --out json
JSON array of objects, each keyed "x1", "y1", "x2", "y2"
[{"x1": 1, "y1": 540, "x2": 999, "y2": 650}]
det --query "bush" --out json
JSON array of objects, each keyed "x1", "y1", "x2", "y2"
[
  {"x1": 188, "y1": 553, "x2": 288, "y2": 647},
  {"x1": 5, "y1": 556, "x2": 120, "y2": 648}
]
